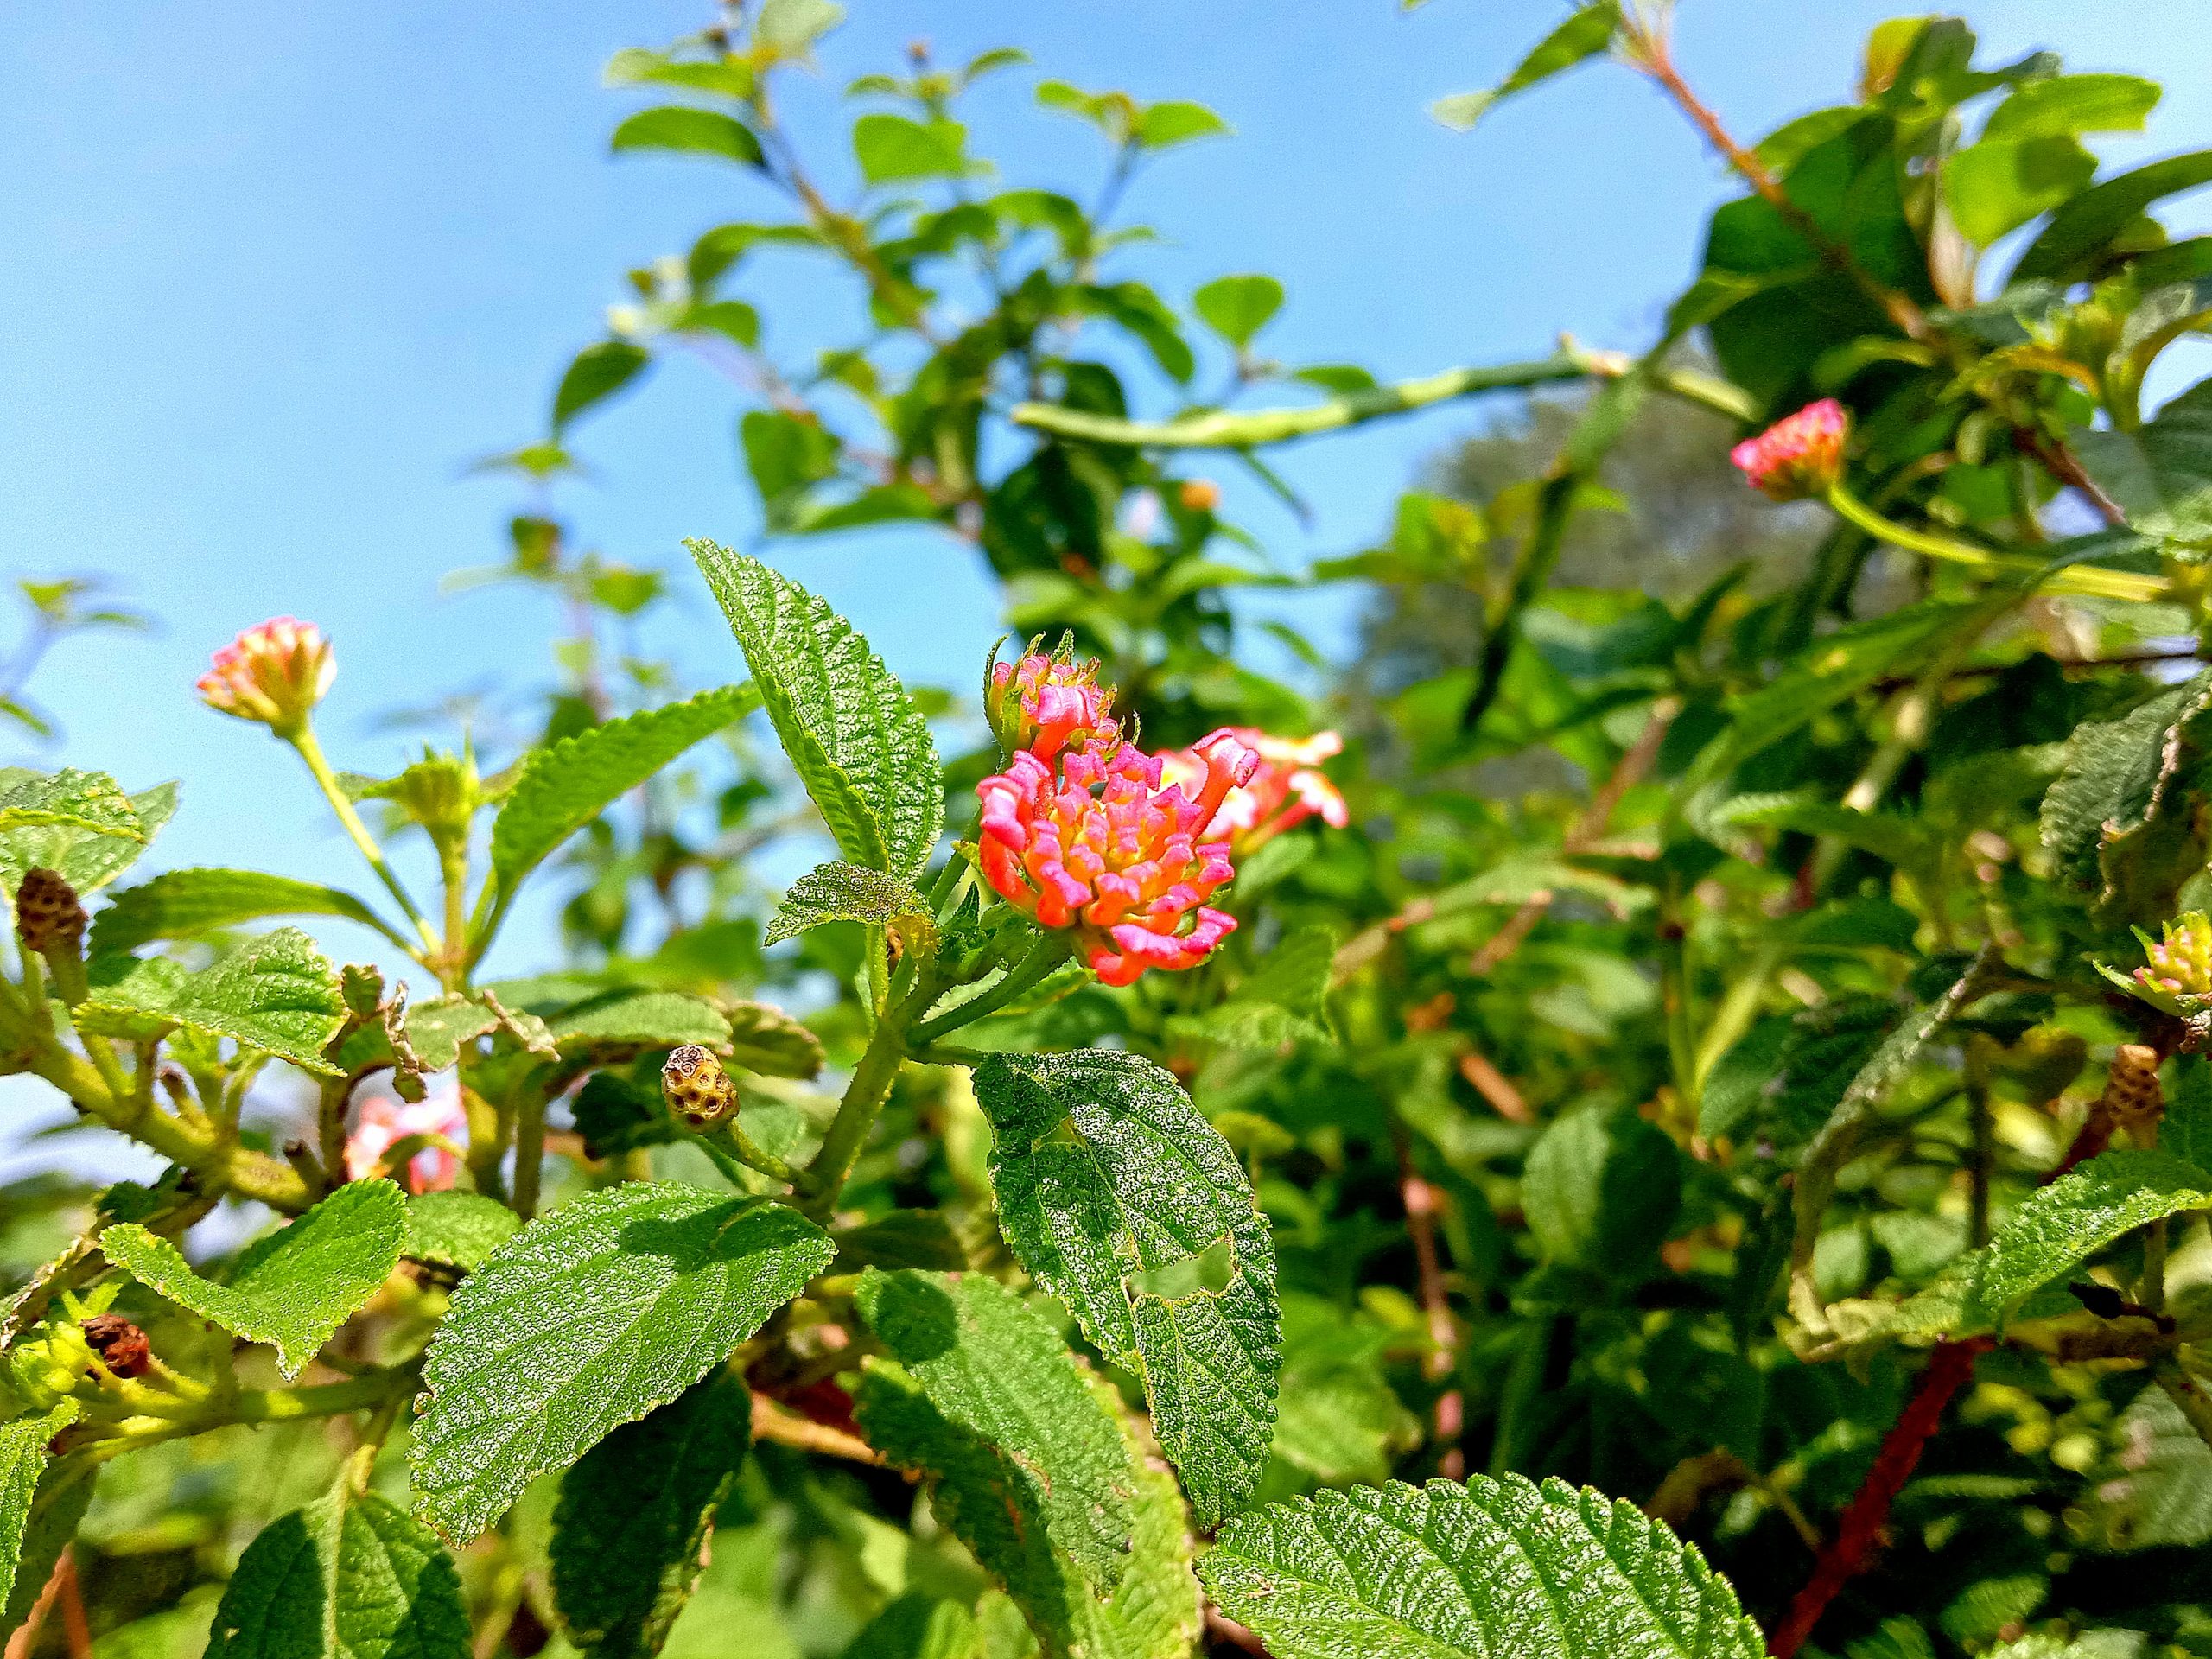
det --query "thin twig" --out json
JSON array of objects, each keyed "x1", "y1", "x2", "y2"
[
  {"x1": 749, "y1": 1393, "x2": 882, "y2": 1465},
  {"x1": 1625, "y1": 23, "x2": 1929, "y2": 344},
  {"x1": 1766, "y1": 1338, "x2": 1990, "y2": 1658},
  {"x1": 1394, "y1": 1125, "x2": 1464, "y2": 1478}
]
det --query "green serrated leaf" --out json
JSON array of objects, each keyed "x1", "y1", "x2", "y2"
[
  {"x1": 853, "y1": 1270, "x2": 1137, "y2": 1604},
  {"x1": 570, "y1": 1071, "x2": 678, "y2": 1159},
  {"x1": 1430, "y1": 3, "x2": 1620, "y2": 131},
  {"x1": 2076, "y1": 378, "x2": 2212, "y2": 553},
  {"x1": 89, "y1": 868, "x2": 401, "y2": 957},
  {"x1": 0, "y1": 770, "x2": 144, "y2": 844},
  {"x1": 555, "y1": 341, "x2": 652, "y2": 431},
  {"x1": 0, "y1": 1453, "x2": 92, "y2": 1648},
  {"x1": 2039, "y1": 670, "x2": 2212, "y2": 919},
  {"x1": 551, "y1": 1369, "x2": 751, "y2": 1659},
  {"x1": 410, "y1": 1183, "x2": 832, "y2": 1541},
  {"x1": 404, "y1": 1192, "x2": 521, "y2": 1274},
  {"x1": 100, "y1": 1180, "x2": 406, "y2": 1377},
  {"x1": 1969, "y1": 1149, "x2": 2212, "y2": 1324},
  {"x1": 0, "y1": 1406, "x2": 76, "y2": 1624},
  {"x1": 1199, "y1": 1474, "x2": 1767, "y2": 1659},
  {"x1": 549, "y1": 989, "x2": 731, "y2": 1052},
  {"x1": 81, "y1": 926, "x2": 348, "y2": 1074},
  {"x1": 207, "y1": 1482, "x2": 469, "y2": 1659},
  {"x1": 610, "y1": 107, "x2": 764, "y2": 168},
  {"x1": 1192, "y1": 275, "x2": 1284, "y2": 348},
  {"x1": 831, "y1": 1211, "x2": 969, "y2": 1274},
  {"x1": 0, "y1": 780, "x2": 174, "y2": 917},
  {"x1": 1522, "y1": 1104, "x2": 1682, "y2": 1273},
  {"x1": 402, "y1": 996, "x2": 503, "y2": 1073},
  {"x1": 766, "y1": 861, "x2": 934, "y2": 950},
  {"x1": 721, "y1": 1001, "x2": 823, "y2": 1080},
  {"x1": 491, "y1": 685, "x2": 757, "y2": 895},
  {"x1": 854, "y1": 113, "x2": 969, "y2": 183},
  {"x1": 974, "y1": 1049, "x2": 1280, "y2": 1529},
  {"x1": 688, "y1": 543, "x2": 942, "y2": 880}
]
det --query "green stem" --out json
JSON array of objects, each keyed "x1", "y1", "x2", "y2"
[
  {"x1": 511, "y1": 1088, "x2": 547, "y2": 1220},
  {"x1": 287, "y1": 724, "x2": 438, "y2": 954},
  {"x1": 803, "y1": 958, "x2": 950, "y2": 1221},
  {"x1": 1007, "y1": 345, "x2": 1756, "y2": 452},
  {"x1": 907, "y1": 933, "x2": 1072, "y2": 1048},
  {"x1": 1825, "y1": 482, "x2": 2165, "y2": 603}
]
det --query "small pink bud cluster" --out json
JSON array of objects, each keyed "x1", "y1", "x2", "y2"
[
  {"x1": 346, "y1": 1084, "x2": 467, "y2": 1193},
  {"x1": 1730, "y1": 399, "x2": 1848, "y2": 502},
  {"x1": 2137, "y1": 912, "x2": 2212, "y2": 1002},
  {"x1": 196, "y1": 617, "x2": 334, "y2": 736},
  {"x1": 984, "y1": 647, "x2": 1116, "y2": 761},
  {"x1": 1163, "y1": 728, "x2": 1349, "y2": 854},
  {"x1": 978, "y1": 658, "x2": 1258, "y2": 987}
]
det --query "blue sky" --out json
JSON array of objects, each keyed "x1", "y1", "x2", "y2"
[{"x1": 5, "y1": 0, "x2": 2212, "y2": 985}]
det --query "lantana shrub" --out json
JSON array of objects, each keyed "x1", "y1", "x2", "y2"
[{"x1": 11, "y1": 6, "x2": 2212, "y2": 1659}]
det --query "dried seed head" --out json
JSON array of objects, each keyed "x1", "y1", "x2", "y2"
[
  {"x1": 663, "y1": 1045, "x2": 736, "y2": 1130},
  {"x1": 2104, "y1": 1042, "x2": 2164, "y2": 1143},
  {"x1": 15, "y1": 868, "x2": 86, "y2": 956},
  {"x1": 80, "y1": 1313, "x2": 150, "y2": 1379}
]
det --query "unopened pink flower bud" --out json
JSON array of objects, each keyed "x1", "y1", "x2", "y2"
[
  {"x1": 984, "y1": 646, "x2": 1118, "y2": 762},
  {"x1": 1730, "y1": 399, "x2": 1848, "y2": 502},
  {"x1": 196, "y1": 617, "x2": 334, "y2": 736}
]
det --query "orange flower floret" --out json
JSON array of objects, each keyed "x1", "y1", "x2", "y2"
[
  {"x1": 1730, "y1": 398, "x2": 1848, "y2": 502},
  {"x1": 978, "y1": 727, "x2": 1257, "y2": 987},
  {"x1": 196, "y1": 616, "x2": 334, "y2": 736}
]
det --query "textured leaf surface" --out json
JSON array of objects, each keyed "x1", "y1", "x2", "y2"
[
  {"x1": 410, "y1": 1183, "x2": 831, "y2": 1541},
  {"x1": 0, "y1": 1406, "x2": 75, "y2": 1623},
  {"x1": 207, "y1": 1484, "x2": 470, "y2": 1659},
  {"x1": 551, "y1": 1370, "x2": 751, "y2": 1658},
  {"x1": 1968, "y1": 1149, "x2": 2212, "y2": 1323},
  {"x1": 2079, "y1": 378, "x2": 2212, "y2": 552},
  {"x1": 403, "y1": 1192, "x2": 520, "y2": 1274},
  {"x1": 83, "y1": 926, "x2": 349, "y2": 1074},
  {"x1": 721, "y1": 1001, "x2": 824, "y2": 1079},
  {"x1": 2040, "y1": 669, "x2": 2212, "y2": 912},
  {"x1": 1198, "y1": 1475, "x2": 1767, "y2": 1659},
  {"x1": 101, "y1": 1180, "x2": 406, "y2": 1377},
  {"x1": 0, "y1": 778, "x2": 174, "y2": 914},
  {"x1": 0, "y1": 1453, "x2": 92, "y2": 1647},
  {"x1": 2082, "y1": 1380, "x2": 2212, "y2": 1550},
  {"x1": 766, "y1": 861, "x2": 933, "y2": 949},
  {"x1": 0, "y1": 770, "x2": 144, "y2": 843},
  {"x1": 974, "y1": 1049, "x2": 1280, "y2": 1529},
  {"x1": 90, "y1": 868, "x2": 397, "y2": 957},
  {"x1": 689, "y1": 542, "x2": 942, "y2": 879},
  {"x1": 548, "y1": 989, "x2": 730, "y2": 1052},
  {"x1": 490, "y1": 685, "x2": 756, "y2": 891},
  {"x1": 855, "y1": 1270, "x2": 1135, "y2": 1596}
]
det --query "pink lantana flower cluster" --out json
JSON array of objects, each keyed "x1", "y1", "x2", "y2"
[
  {"x1": 2138, "y1": 912, "x2": 2212, "y2": 1002},
  {"x1": 1162, "y1": 728, "x2": 1350, "y2": 854},
  {"x1": 345, "y1": 1085, "x2": 468, "y2": 1193},
  {"x1": 977, "y1": 655, "x2": 1262, "y2": 987},
  {"x1": 196, "y1": 616, "x2": 335, "y2": 737},
  {"x1": 1729, "y1": 398, "x2": 1848, "y2": 502}
]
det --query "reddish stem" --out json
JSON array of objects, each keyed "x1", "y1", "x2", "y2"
[{"x1": 1765, "y1": 1338, "x2": 1990, "y2": 1658}]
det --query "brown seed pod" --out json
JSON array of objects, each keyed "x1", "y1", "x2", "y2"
[
  {"x1": 662, "y1": 1045, "x2": 736, "y2": 1130},
  {"x1": 15, "y1": 868, "x2": 86, "y2": 956},
  {"x1": 80, "y1": 1313, "x2": 150, "y2": 1379},
  {"x1": 2104, "y1": 1042, "x2": 2164, "y2": 1144}
]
